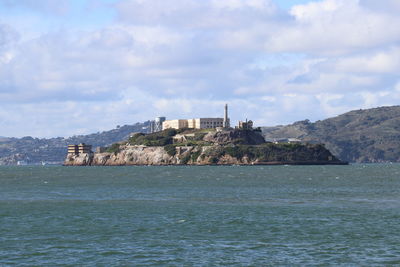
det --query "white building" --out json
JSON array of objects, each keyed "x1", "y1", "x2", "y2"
[{"x1": 162, "y1": 118, "x2": 224, "y2": 130}]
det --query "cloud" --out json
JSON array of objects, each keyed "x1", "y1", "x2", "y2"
[{"x1": 1, "y1": 0, "x2": 400, "y2": 137}]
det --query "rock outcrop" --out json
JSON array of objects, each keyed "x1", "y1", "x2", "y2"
[
  {"x1": 204, "y1": 130, "x2": 265, "y2": 145},
  {"x1": 64, "y1": 152, "x2": 93, "y2": 166}
]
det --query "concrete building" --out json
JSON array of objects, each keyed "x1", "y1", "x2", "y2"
[
  {"x1": 67, "y1": 143, "x2": 92, "y2": 155},
  {"x1": 271, "y1": 138, "x2": 302, "y2": 144},
  {"x1": 162, "y1": 104, "x2": 230, "y2": 130}
]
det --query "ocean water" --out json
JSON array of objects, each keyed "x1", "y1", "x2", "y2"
[{"x1": 0, "y1": 165, "x2": 400, "y2": 266}]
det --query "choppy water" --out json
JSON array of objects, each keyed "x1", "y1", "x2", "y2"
[{"x1": 1, "y1": 164, "x2": 400, "y2": 266}]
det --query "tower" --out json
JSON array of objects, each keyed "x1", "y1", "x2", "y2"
[{"x1": 223, "y1": 104, "x2": 230, "y2": 128}]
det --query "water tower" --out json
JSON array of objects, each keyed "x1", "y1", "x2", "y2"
[{"x1": 153, "y1": 116, "x2": 166, "y2": 132}]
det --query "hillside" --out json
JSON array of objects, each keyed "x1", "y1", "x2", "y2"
[
  {"x1": 0, "y1": 122, "x2": 150, "y2": 165},
  {"x1": 262, "y1": 106, "x2": 400, "y2": 163}
]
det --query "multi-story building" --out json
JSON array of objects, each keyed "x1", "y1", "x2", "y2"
[
  {"x1": 162, "y1": 105, "x2": 230, "y2": 130},
  {"x1": 67, "y1": 143, "x2": 92, "y2": 155}
]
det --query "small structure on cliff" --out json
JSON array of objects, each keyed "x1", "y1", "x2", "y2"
[
  {"x1": 237, "y1": 119, "x2": 253, "y2": 130},
  {"x1": 67, "y1": 143, "x2": 92, "y2": 155}
]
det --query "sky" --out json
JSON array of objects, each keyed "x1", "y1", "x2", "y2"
[{"x1": 1, "y1": 0, "x2": 400, "y2": 138}]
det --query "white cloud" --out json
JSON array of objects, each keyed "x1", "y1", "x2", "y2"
[
  {"x1": 334, "y1": 47, "x2": 400, "y2": 73},
  {"x1": 267, "y1": 0, "x2": 400, "y2": 55}
]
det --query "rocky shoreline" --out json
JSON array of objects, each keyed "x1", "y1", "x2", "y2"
[{"x1": 64, "y1": 142, "x2": 347, "y2": 166}]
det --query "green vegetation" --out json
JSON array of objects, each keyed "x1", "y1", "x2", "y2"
[
  {"x1": 201, "y1": 143, "x2": 334, "y2": 163},
  {"x1": 126, "y1": 129, "x2": 214, "y2": 148}
]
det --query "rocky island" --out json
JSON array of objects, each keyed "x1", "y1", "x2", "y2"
[{"x1": 64, "y1": 128, "x2": 347, "y2": 166}]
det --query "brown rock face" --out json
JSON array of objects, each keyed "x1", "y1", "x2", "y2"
[{"x1": 64, "y1": 153, "x2": 93, "y2": 166}]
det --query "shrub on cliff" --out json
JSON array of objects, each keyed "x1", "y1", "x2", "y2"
[
  {"x1": 209, "y1": 156, "x2": 219, "y2": 164},
  {"x1": 194, "y1": 132, "x2": 207, "y2": 141},
  {"x1": 106, "y1": 143, "x2": 121, "y2": 154},
  {"x1": 164, "y1": 144, "x2": 176, "y2": 156}
]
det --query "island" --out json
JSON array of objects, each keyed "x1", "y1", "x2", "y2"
[{"x1": 64, "y1": 128, "x2": 347, "y2": 166}]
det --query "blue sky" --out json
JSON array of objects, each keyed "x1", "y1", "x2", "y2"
[{"x1": 0, "y1": 0, "x2": 400, "y2": 137}]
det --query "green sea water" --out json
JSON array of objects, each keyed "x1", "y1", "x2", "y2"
[{"x1": 0, "y1": 165, "x2": 399, "y2": 266}]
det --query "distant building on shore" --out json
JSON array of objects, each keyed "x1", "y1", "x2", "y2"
[
  {"x1": 265, "y1": 138, "x2": 302, "y2": 144},
  {"x1": 67, "y1": 143, "x2": 92, "y2": 155},
  {"x1": 162, "y1": 104, "x2": 230, "y2": 130}
]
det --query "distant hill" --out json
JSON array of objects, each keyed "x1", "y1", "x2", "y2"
[
  {"x1": 262, "y1": 106, "x2": 400, "y2": 163},
  {"x1": 0, "y1": 122, "x2": 150, "y2": 165}
]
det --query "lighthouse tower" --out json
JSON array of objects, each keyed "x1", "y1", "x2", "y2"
[{"x1": 223, "y1": 104, "x2": 230, "y2": 128}]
